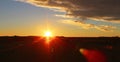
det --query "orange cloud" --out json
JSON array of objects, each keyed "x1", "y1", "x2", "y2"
[{"x1": 61, "y1": 20, "x2": 116, "y2": 32}]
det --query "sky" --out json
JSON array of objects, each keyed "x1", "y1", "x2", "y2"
[{"x1": 0, "y1": 0, "x2": 120, "y2": 37}]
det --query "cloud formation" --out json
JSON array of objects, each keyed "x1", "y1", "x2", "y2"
[
  {"x1": 17, "y1": 0, "x2": 118, "y2": 31},
  {"x1": 62, "y1": 20, "x2": 116, "y2": 32},
  {"x1": 17, "y1": 0, "x2": 120, "y2": 22}
]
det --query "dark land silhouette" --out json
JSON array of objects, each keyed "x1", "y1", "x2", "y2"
[{"x1": 0, "y1": 36, "x2": 120, "y2": 62}]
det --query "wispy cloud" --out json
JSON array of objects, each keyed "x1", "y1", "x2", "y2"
[
  {"x1": 55, "y1": 14, "x2": 74, "y2": 19},
  {"x1": 61, "y1": 20, "x2": 116, "y2": 32}
]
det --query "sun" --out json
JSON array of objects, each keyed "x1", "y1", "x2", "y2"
[
  {"x1": 44, "y1": 31, "x2": 52, "y2": 37},
  {"x1": 44, "y1": 31, "x2": 54, "y2": 44}
]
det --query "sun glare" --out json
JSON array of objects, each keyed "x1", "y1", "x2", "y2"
[
  {"x1": 44, "y1": 31, "x2": 54, "y2": 44},
  {"x1": 44, "y1": 31, "x2": 52, "y2": 37}
]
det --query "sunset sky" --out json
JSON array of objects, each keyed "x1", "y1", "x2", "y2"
[{"x1": 0, "y1": 0, "x2": 120, "y2": 37}]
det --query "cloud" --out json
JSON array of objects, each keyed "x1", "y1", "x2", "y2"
[
  {"x1": 16, "y1": 0, "x2": 118, "y2": 31},
  {"x1": 61, "y1": 20, "x2": 116, "y2": 32},
  {"x1": 16, "y1": 0, "x2": 120, "y2": 22},
  {"x1": 55, "y1": 14, "x2": 74, "y2": 19}
]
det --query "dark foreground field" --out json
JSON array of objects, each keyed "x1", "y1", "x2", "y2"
[{"x1": 0, "y1": 36, "x2": 120, "y2": 62}]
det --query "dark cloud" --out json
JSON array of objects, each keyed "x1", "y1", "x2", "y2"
[
  {"x1": 17, "y1": 0, "x2": 120, "y2": 22},
  {"x1": 18, "y1": 0, "x2": 120, "y2": 21},
  {"x1": 17, "y1": 0, "x2": 119, "y2": 31},
  {"x1": 66, "y1": 0, "x2": 120, "y2": 21}
]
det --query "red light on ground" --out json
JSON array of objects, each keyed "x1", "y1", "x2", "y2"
[{"x1": 80, "y1": 48, "x2": 106, "y2": 62}]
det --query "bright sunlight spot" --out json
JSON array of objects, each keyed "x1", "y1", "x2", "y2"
[
  {"x1": 44, "y1": 31, "x2": 52, "y2": 37},
  {"x1": 44, "y1": 31, "x2": 54, "y2": 44}
]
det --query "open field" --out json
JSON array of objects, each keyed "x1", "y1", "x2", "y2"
[{"x1": 0, "y1": 36, "x2": 120, "y2": 62}]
